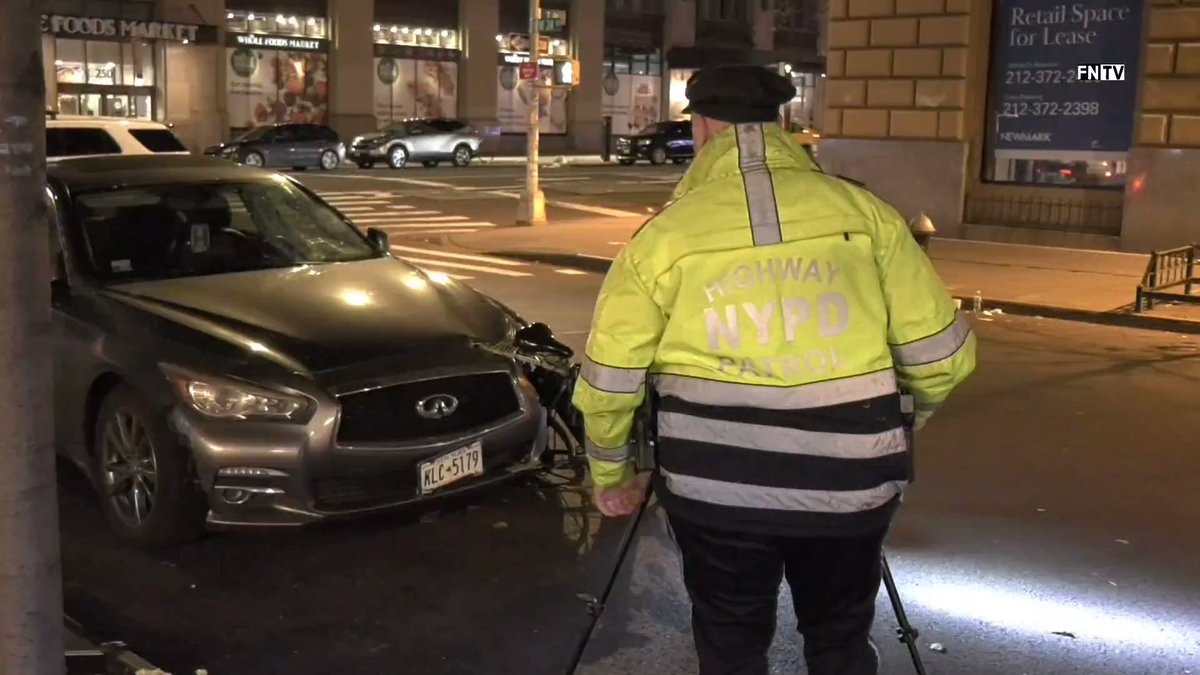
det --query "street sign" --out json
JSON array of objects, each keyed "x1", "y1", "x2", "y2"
[{"x1": 518, "y1": 62, "x2": 538, "y2": 81}]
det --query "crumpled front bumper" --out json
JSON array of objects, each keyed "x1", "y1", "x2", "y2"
[{"x1": 169, "y1": 375, "x2": 549, "y2": 529}]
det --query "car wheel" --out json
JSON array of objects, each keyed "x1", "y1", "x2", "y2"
[
  {"x1": 388, "y1": 145, "x2": 409, "y2": 169},
  {"x1": 618, "y1": 158, "x2": 636, "y2": 166},
  {"x1": 92, "y1": 384, "x2": 207, "y2": 547},
  {"x1": 355, "y1": 160, "x2": 375, "y2": 169},
  {"x1": 319, "y1": 150, "x2": 339, "y2": 170},
  {"x1": 452, "y1": 144, "x2": 473, "y2": 168},
  {"x1": 422, "y1": 160, "x2": 439, "y2": 168},
  {"x1": 242, "y1": 151, "x2": 265, "y2": 167},
  {"x1": 650, "y1": 147, "x2": 668, "y2": 165}
]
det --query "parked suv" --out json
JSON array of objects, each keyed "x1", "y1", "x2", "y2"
[
  {"x1": 349, "y1": 118, "x2": 483, "y2": 169},
  {"x1": 203, "y1": 123, "x2": 346, "y2": 170},
  {"x1": 47, "y1": 115, "x2": 190, "y2": 160},
  {"x1": 613, "y1": 120, "x2": 694, "y2": 166}
]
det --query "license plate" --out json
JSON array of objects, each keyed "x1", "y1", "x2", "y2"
[{"x1": 419, "y1": 442, "x2": 484, "y2": 494}]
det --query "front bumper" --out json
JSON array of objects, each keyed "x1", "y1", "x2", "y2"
[
  {"x1": 348, "y1": 145, "x2": 389, "y2": 161},
  {"x1": 169, "y1": 370, "x2": 548, "y2": 528},
  {"x1": 614, "y1": 141, "x2": 654, "y2": 160}
]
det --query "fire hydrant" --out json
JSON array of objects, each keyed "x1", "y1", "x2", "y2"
[{"x1": 908, "y1": 212, "x2": 936, "y2": 252}]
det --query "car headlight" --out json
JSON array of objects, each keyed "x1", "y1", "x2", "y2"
[
  {"x1": 160, "y1": 364, "x2": 313, "y2": 422},
  {"x1": 638, "y1": 138, "x2": 653, "y2": 146}
]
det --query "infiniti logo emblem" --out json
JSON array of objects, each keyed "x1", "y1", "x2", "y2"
[{"x1": 415, "y1": 394, "x2": 459, "y2": 419}]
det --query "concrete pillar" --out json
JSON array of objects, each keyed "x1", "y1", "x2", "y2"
[
  {"x1": 819, "y1": 0, "x2": 979, "y2": 237},
  {"x1": 1120, "y1": 1, "x2": 1200, "y2": 252},
  {"x1": 568, "y1": 0, "x2": 604, "y2": 153},
  {"x1": 459, "y1": 0, "x2": 500, "y2": 134},
  {"x1": 328, "y1": 0, "x2": 375, "y2": 140},
  {"x1": 665, "y1": 0, "x2": 696, "y2": 49},
  {"x1": 160, "y1": 0, "x2": 225, "y2": 151},
  {"x1": 752, "y1": 0, "x2": 775, "y2": 54}
]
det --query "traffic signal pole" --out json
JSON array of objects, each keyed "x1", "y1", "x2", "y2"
[
  {"x1": 0, "y1": 1, "x2": 66, "y2": 673},
  {"x1": 517, "y1": 0, "x2": 547, "y2": 226}
]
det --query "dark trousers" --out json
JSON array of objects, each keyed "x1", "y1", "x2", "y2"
[{"x1": 668, "y1": 514, "x2": 888, "y2": 675}]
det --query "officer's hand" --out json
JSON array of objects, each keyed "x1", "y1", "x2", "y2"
[{"x1": 593, "y1": 475, "x2": 648, "y2": 517}]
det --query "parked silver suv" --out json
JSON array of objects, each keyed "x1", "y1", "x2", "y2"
[{"x1": 349, "y1": 118, "x2": 483, "y2": 169}]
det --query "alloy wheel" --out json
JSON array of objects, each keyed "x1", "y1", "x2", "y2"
[
  {"x1": 320, "y1": 150, "x2": 338, "y2": 170},
  {"x1": 390, "y1": 146, "x2": 408, "y2": 169},
  {"x1": 100, "y1": 408, "x2": 159, "y2": 528},
  {"x1": 454, "y1": 146, "x2": 472, "y2": 167},
  {"x1": 243, "y1": 152, "x2": 264, "y2": 167}
]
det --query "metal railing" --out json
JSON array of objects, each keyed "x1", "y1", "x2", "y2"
[
  {"x1": 965, "y1": 194, "x2": 1123, "y2": 235},
  {"x1": 1135, "y1": 245, "x2": 1200, "y2": 312}
]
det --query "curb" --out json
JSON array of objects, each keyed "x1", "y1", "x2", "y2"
[
  {"x1": 66, "y1": 615, "x2": 166, "y2": 675},
  {"x1": 487, "y1": 249, "x2": 1200, "y2": 335}
]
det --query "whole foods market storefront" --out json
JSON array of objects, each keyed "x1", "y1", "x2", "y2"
[
  {"x1": 42, "y1": 13, "x2": 217, "y2": 120},
  {"x1": 225, "y1": 9, "x2": 331, "y2": 133}
]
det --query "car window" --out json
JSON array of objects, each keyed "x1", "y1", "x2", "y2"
[
  {"x1": 46, "y1": 128, "x2": 122, "y2": 157},
  {"x1": 636, "y1": 122, "x2": 672, "y2": 136},
  {"x1": 272, "y1": 126, "x2": 297, "y2": 143},
  {"x1": 316, "y1": 126, "x2": 339, "y2": 142},
  {"x1": 428, "y1": 120, "x2": 464, "y2": 133},
  {"x1": 128, "y1": 128, "x2": 188, "y2": 152},
  {"x1": 291, "y1": 125, "x2": 320, "y2": 142},
  {"x1": 235, "y1": 126, "x2": 274, "y2": 142},
  {"x1": 407, "y1": 121, "x2": 435, "y2": 135},
  {"x1": 69, "y1": 179, "x2": 377, "y2": 282}
]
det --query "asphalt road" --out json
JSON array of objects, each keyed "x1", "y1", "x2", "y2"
[{"x1": 60, "y1": 164, "x2": 1200, "y2": 674}]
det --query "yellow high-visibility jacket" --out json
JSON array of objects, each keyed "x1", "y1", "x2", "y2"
[{"x1": 573, "y1": 122, "x2": 976, "y2": 536}]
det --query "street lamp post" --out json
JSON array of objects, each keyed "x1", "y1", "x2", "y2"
[{"x1": 517, "y1": 0, "x2": 547, "y2": 226}]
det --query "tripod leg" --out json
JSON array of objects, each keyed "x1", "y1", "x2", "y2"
[{"x1": 881, "y1": 552, "x2": 928, "y2": 675}]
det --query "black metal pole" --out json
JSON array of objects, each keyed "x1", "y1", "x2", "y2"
[{"x1": 881, "y1": 552, "x2": 928, "y2": 675}]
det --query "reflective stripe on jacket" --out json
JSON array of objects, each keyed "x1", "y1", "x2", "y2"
[{"x1": 572, "y1": 122, "x2": 976, "y2": 536}]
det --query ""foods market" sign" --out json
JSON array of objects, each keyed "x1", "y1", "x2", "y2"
[
  {"x1": 41, "y1": 14, "x2": 213, "y2": 43},
  {"x1": 228, "y1": 32, "x2": 329, "y2": 53}
]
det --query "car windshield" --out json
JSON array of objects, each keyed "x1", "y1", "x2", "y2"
[
  {"x1": 71, "y1": 178, "x2": 378, "y2": 283},
  {"x1": 637, "y1": 122, "x2": 674, "y2": 135},
  {"x1": 234, "y1": 126, "x2": 273, "y2": 142}
]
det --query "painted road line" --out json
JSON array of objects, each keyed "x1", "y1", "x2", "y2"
[
  {"x1": 555, "y1": 269, "x2": 589, "y2": 275},
  {"x1": 488, "y1": 190, "x2": 643, "y2": 218},
  {"x1": 329, "y1": 174, "x2": 456, "y2": 188},
  {"x1": 324, "y1": 199, "x2": 393, "y2": 206},
  {"x1": 399, "y1": 227, "x2": 495, "y2": 233},
  {"x1": 390, "y1": 253, "x2": 534, "y2": 277},
  {"x1": 375, "y1": 222, "x2": 491, "y2": 229},
  {"x1": 356, "y1": 214, "x2": 469, "y2": 223},
  {"x1": 388, "y1": 245, "x2": 527, "y2": 266},
  {"x1": 351, "y1": 212, "x2": 444, "y2": 221}
]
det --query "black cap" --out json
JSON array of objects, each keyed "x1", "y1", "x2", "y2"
[{"x1": 682, "y1": 65, "x2": 797, "y2": 124}]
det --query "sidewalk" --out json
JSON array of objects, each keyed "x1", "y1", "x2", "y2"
[
  {"x1": 436, "y1": 218, "x2": 1200, "y2": 333},
  {"x1": 65, "y1": 615, "x2": 165, "y2": 675}
]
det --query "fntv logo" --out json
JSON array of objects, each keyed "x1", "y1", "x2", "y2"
[{"x1": 1076, "y1": 64, "x2": 1127, "y2": 81}]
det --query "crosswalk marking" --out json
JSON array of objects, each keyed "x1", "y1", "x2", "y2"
[
  {"x1": 388, "y1": 245, "x2": 534, "y2": 279},
  {"x1": 314, "y1": 189, "x2": 498, "y2": 235},
  {"x1": 388, "y1": 245, "x2": 525, "y2": 266},
  {"x1": 392, "y1": 253, "x2": 533, "y2": 277}
]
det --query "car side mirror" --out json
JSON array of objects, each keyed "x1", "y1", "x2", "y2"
[
  {"x1": 515, "y1": 322, "x2": 573, "y2": 359},
  {"x1": 366, "y1": 228, "x2": 390, "y2": 254}
]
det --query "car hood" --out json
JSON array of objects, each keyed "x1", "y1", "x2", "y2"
[
  {"x1": 354, "y1": 132, "x2": 392, "y2": 143},
  {"x1": 102, "y1": 258, "x2": 516, "y2": 374}
]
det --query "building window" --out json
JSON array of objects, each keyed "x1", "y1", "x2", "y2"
[
  {"x1": 54, "y1": 37, "x2": 154, "y2": 88},
  {"x1": 701, "y1": 0, "x2": 750, "y2": 22},
  {"x1": 225, "y1": 10, "x2": 327, "y2": 39},
  {"x1": 774, "y1": 0, "x2": 815, "y2": 31},
  {"x1": 373, "y1": 24, "x2": 458, "y2": 50}
]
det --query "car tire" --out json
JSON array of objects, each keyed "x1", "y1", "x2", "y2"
[
  {"x1": 388, "y1": 145, "x2": 409, "y2": 169},
  {"x1": 355, "y1": 160, "x2": 375, "y2": 169},
  {"x1": 242, "y1": 151, "x2": 265, "y2": 167},
  {"x1": 618, "y1": 158, "x2": 636, "y2": 166},
  {"x1": 422, "y1": 160, "x2": 439, "y2": 168},
  {"x1": 452, "y1": 144, "x2": 473, "y2": 168},
  {"x1": 319, "y1": 150, "x2": 339, "y2": 170},
  {"x1": 92, "y1": 384, "x2": 207, "y2": 548},
  {"x1": 650, "y1": 147, "x2": 668, "y2": 165}
]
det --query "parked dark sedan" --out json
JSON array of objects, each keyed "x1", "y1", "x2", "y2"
[
  {"x1": 613, "y1": 120, "x2": 694, "y2": 166},
  {"x1": 203, "y1": 123, "x2": 346, "y2": 171},
  {"x1": 46, "y1": 155, "x2": 581, "y2": 547}
]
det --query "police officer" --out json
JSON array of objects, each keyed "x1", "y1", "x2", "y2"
[{"x1": 573, "y1": 65, "x2": 976, "y2": 675}]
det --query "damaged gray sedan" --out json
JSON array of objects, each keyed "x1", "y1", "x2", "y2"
[{"x1": 47, "y1": 155, "x2": 581, "y2": 547}]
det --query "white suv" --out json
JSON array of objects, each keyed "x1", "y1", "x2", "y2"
[{"x1": 47, "y1": 115, "x2": 190, "y2": 160}]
